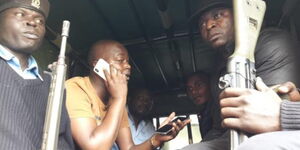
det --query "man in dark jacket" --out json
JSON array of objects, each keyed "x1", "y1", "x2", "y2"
[
  {"x1": 182, "y1": 0, "x2": 300, "y2": 149},
  {"x1": 185, "y1": 71, "x2": 212, "y2": 138},
  {"x1": 0, "y1": 0, "x2": 74, "y2": 149}
]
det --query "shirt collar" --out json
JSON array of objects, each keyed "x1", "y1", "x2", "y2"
[
  {"x1": 0, "y1": 44, "x2": 43, "y2": 81},
  {"x1": 0, "y1": 44, "x2": 14, "y2": 61},
  {"x1": 127, "y1": 108, "x2": 147, "y2": 128},
  {"x1": 27, "y1": 56, "x2": 43, "y2": 81}
]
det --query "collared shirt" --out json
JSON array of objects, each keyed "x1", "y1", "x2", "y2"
[
  {"x1": 0, "y1": 44, "x2": 43, "y2": 80},
  {"x1": 128, "y1": 109, "x2": 155, "y2": 145}
]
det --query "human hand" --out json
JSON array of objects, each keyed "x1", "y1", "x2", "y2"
[
  {"x1": 272, "y1": 82, "x2": 300, "y2": 102},
  {"x1": 219, "y1": 77, "x2": 282, "y2": 134},
  {"x1": 103, "y1": 64, "x2": 128, "y2": 100},
  {"x1": 150, "y1": 112, "x2": 191, "y2": 148},
  {"x1": 47, "y1": 60, "x2": 66, "y2": 71},
  {"x1": 47, "y1": 61, "x2": 57, "y2": 71}
]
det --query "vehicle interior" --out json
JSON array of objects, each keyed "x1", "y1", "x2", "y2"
[{"x1": 34, "y1": 0, "x2": 300, "y2": 149}]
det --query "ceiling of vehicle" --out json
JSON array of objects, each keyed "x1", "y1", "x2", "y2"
[{"x1": 45, "y1": 0, "x2": 300, "y2": 115}]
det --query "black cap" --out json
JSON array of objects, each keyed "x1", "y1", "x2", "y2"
[
  {"x1": 189, "y1": 0, "x2": 232, "y2": 24},
  {"x1": 0, "y1": 0, "x2": 50, "y2": 18}
]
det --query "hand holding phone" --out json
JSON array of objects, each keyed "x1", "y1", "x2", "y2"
[
  {"x1": 155, "y1": 116, "x2": 188, "y2": 135},
  {"x1": 155, "y1": 124, "x2": 173, "y2": 135},
  {"x1": 94, "y1": 59, "x2": 110, "y2": 81}
]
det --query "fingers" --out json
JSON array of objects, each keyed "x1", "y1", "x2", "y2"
[
  {"x1": 220, "y1": 101, "x2": 243, "y2": 129},
  {"x1": 278, "y1": 82, "x2": 296, "y2": 93},
  {"x1": 220, "y1": 96, "x2": 244, "y2": 107},
  {"x1": 172, "y1": 118, "x2": 190, "y2": 130},
  {"x1": 103, "y1": 69, "x2": 111, "y2": 82},
  {"x1": 278, "y1": 82, "x2": 300, "y2": 101},
  {"x1": 159, "y1": 112, "x2": 176, "y2": 128},
  {"x1": 109, "y1": 64, "x2": 118, "y2": 79},
  {"x1": 219, "y1": 89, "x2": 251, "y2": 120},
  {"x1": 255, "y1": 77, "x2": 269, "y2": 92},
  {"x1": 167, "y1": 118, "x2": 190, "y2": 139},
  {"x1": 222, "y1": 118, "x2": 241, "y2": 129},
  {"x1": 170, "y1": 123, "x2": 180, "y2": 137},
  {"x1": 104, "y1": 63, "x2": 128, "y2": 100},
  {"x1": 157, "y1": 114, "x2": 190, "y2": 142},
  {"x1": 181, "y1": 118, "x2": 191, "y2": 126},
  {"x1": 168, "y1": 112, "x2": 176, "y2": 119},
  {"x1": 270, "y1": 82, "x2": 300, "y2": 101},
  {"x1": 103, "y1": 64, "x2": 116, "y2": 82},
  {"x1": 105, "y1": 64, "x2": 127, "y2": 82},
  {"x1": 221, "y1": 107, "x2": 242, "y2": 118},
  {"x1": 47, "y1": 61, "x2": 57, "y2": 71},
  {"x1": 219, "y1": 88, "x2": 251, "y2": 99}
]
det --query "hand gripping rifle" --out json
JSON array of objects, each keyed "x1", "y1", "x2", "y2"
[
  {"x1": 218, "y1": 0, "x2": 265, "y2": 149},
  {"x1": 41, "y1": 20, "x2": 70, "y2": 150}
]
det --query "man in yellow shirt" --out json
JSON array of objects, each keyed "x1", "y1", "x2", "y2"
[{"x1": 66, "y1": 40, "x2": 190, "y2": 150}]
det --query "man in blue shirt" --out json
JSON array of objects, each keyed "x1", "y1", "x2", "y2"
[
  {"x1": 0, "y1": 44, "x2": 43, "y2": 80},
  {"x1": 127, "y1": 88, "x2": 156, "y2": 145},
  {"x1": 0, "y1": 0, "x2": 74, "y2": 149}
]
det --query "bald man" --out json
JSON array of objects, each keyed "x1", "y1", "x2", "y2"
[{"x1": 66, "y1": 40, "x2": 190, "y2": 150}]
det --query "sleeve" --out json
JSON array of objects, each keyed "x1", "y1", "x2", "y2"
[
  {"x1": 65, "y1": 81, "x2": 94, "y2": 119},
  {"x1": 255, "y1": 28, "x2": 300, "y2": 87},
  {"x1": 280, "y1": 100, "x2": 300, "y2": 130}
]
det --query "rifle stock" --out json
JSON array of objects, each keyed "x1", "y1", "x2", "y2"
[
  {"x1": 41, "y1": 20, "x2": 70, "y2": 150},
  {"x1": 219, "y1": 0, "x2": 266, "y2": 150}
]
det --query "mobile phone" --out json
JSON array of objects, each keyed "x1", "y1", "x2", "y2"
[
  {"x1": 93, "y1": 59, "x2": 110, "y2": 80},
  {"x1": 155, "y1": 124, "x2": 173, "y2": 135},
  {"x1": 172, "y1": 116, "x2": 188, "y2": 123}
]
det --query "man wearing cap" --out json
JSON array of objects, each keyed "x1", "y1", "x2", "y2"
[
  {"x1": 0, "y1": 0, "x2": 74, "y2": 149},
  {"x1": 182, "y1": 0, "x2": 300, "y2": 149}
]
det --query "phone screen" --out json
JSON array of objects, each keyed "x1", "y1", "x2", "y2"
[
  {"x1": 155, "y1": 124, "x2": 173, "y2": 135},
  {"x1": 93, "y1": 59, "x2": 110, "y2": 80}
]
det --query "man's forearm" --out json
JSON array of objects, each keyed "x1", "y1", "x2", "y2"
[{"x1": 90, "y1": 98, "x2": 127, "y2": 149}]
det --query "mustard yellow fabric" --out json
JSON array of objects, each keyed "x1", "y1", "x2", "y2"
[{"x1": 66, "y1": 76, "x2": 129, "y2": 127}]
